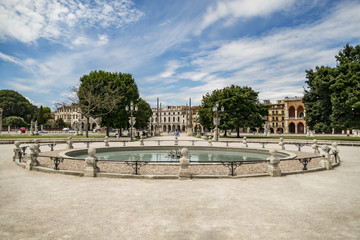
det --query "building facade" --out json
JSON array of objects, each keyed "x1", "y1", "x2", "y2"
[
  {"x1": 54, "y1": 103, "x2": 100, "y2": 130},
  {"x1": 284, "y1": 96, "x2": 306, "y2": 134},
  {"x1": 149, "y1": 105, "x2": 187, "y2": 133},
  {"x1": 264, "y1": 96, "x2": 306, "y2": 134}
]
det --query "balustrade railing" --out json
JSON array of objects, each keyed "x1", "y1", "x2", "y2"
[{"x1": 13, "y1": 137, "x2": 341, "y2": 178}]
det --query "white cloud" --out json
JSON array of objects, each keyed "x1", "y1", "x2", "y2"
[
  {"x1": 151, "y1": 2, "x2": 360, "y2": 104},
  {"x1": 195, "y1": 0, "x2": 296, "y2": 35},
  {"x1": 0, "y1": 0, "x2": 143, "y2": 46}
]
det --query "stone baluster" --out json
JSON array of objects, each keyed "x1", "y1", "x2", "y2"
[
  {"x1": 179, "y1": 148, "x2": 191, "y2": 180},
  {"x1": 26, "y1": 145, "x2": 39, "y2": 170},
  {"x1": 174, "y1": 136, "x2": 178, "y2": 146},
  {"x1": 67, "y1": 137, "x2": 73, "y2": 149},
  {"x1": 34, "y1": 139, "x2": 41, "y2": 153},
  {"x1": 320, "y1": 145, "x2": 332, "y2": 170},
  {"x1": 267, "y1": 149, "x2": 281, "y2": 177},
  {"x1": 311, "y1": 139, "x2": 320, "y2": 155},
  {"x1": 84, "y1": 147, "x2": 99, "y2": 177},
  {"x1": 13, "y1": 141, "x2": 21, "y2": 161},
  {"x1": 208, "y1": 139, "x2": 213, "y2": 147},
  {"x1": 104, "y1": 136, "x2": 110, "y2": 147},
  {"x1": 242, "y1": 137, "x2": 248, "y2": 147},
  {"x1": 278, "y1": 137, "x2": 285, "y2": 150},
  {"x1": 140, "y1": 136, "x2": 144, "y2": 146},
  {"x1": 331, "y1": 142, "x2": 340, "y2": 163}
]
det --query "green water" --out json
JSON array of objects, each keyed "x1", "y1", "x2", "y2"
[{"x1": 75, "y1": 149, "x2": 287, "y2": 162}]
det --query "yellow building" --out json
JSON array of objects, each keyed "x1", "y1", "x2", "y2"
[
  {"x1": 284, "y1": 97, "x2": 306, "y2": 134},
  {"x1": 265, "y1": 96, "x2": 307, "y2": 134}
]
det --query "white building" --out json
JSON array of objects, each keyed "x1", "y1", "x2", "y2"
[
  {"x1": 54, "y1": 103, "x2": 100, "y2": 130},
  {"x1": 149, "y1": 105, "x2": 188, "y2": 133}
]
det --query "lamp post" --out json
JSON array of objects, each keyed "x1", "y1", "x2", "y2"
[
  {"x1": 125, "y1": 101, "x2": 138, "y2": 142},
  {"x1": 212, "y1": 102, "x2": 224, "y2": 142}
]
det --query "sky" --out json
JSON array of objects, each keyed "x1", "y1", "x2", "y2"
[{"x1": 0, "y1": 0, "x2": 359, "y2": 109}]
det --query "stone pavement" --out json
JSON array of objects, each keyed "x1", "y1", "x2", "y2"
[{"x1": 0, "y1": 137, "x2": 359, "y2": 239}]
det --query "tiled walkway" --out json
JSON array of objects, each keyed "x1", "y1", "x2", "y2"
[{"x1": 0, "y1": 137, "x2": 359, "y2": 239}]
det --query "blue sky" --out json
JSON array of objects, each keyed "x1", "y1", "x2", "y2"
[{"x1": 0, "y1": 0, "x2": 359, "y2": 109}]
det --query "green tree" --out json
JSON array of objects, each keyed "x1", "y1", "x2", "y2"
[
  {"x1": 0, "y1": 90, "x2": 37, "y2": 122},
  {"x1": 304, "y1": 44, "x2": 360, "y2": 132},
  {"x1": 55, "y1": 118, "x2": 68, "y2": 128},
  {"x1": 76, "y1": 70, "x2": 128, "y2": 137},
  {"x1": 199, "y1": 85, "x2": 266, "y2": 137},
  {"x1": 303, "y1": 66, "x2": 335, "y2": 133},
  {"x1": 37, "y1": 106, "x2": 45, "y2": 125},
  {"x1": 134, "y1": 98, "x2": 153, "y2": 129},
  {"x1": 99, "y1": 73, "x2": 140, "y2": 136},
  {"x1": 330, "y1": 44, "x2": 360, "y2": 129},
  {"x1": 3, "y1": 116, "x2": 27, "y2": 127}
]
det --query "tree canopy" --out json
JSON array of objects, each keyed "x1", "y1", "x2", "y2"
[
  {"x1": 198, "y1": 85, "x2": 267, "y2": 137},
  {"x1": 77, "y1": 70, "x2": 125, "y2": 137},
  {"x1": 304, "y1": 44, "x2": 360, "y2": 132},
  {"x1": 0, "y1": 90, "x2": 37, "y2": 123},
  {"x1": 3, "y1": 116, "x2": 27, "y2": 127},
  {"x1": 99, "y1": 72, "x2": 140, "y2": 134},
  {"x1": 134, "y1": 98, "x2": 153, "y2": 129}
]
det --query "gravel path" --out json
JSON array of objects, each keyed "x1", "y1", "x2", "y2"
[{"x1": 0, "y1": 137, "x2": 359, "y2": 239}]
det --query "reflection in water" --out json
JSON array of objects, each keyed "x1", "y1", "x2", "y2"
[{"x1": 76, "y1": 149, "x2": 285, "y2": 162}]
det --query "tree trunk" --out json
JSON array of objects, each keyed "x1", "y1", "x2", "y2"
[
  {"x1": 106, "y1": 127, "x2": 109, "y2": 137},
  {"x1": 236, "y1": 126, "x2": 240, "y2": 138},
  {"x1": 224, "y1": 129, "x2": 227, "y2": 137},
  {"x1": 85, "y1": 117, "x2": 89, "y2": 138}
]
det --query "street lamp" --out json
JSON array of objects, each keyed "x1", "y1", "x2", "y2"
[
  {"x1": 125, "y1": 101, "x2": 138, "y2": 141},
  {"x1": 212, "y1": 102, "x2": 224, "y2": 142}
]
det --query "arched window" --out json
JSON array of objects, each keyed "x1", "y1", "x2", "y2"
[{"x1": 289, "y1": 106, "x2": 295, "y2": 118}]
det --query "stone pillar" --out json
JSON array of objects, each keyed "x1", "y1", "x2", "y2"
[
  {"x1": 213, "y1": 126, "x2": 219, "y2": 142},
  {"x1": 278, "y1": 138, "x2": 285, "y2": 150},
  {"x1": 267, "y1": 149, "x2": 281, "y2": 177},
  {"x1": 30, "y1": 120, "x2": 34, "y2": 136},
  {"x1": 320, "y1": 145, "x2": 332, "y2": 170},
  {"x1": 67, "y1": 137, "x2": 73, "y2": 149},
  {"x1": 174, "y1": 136, "x2": 178, "y2": 146},
  {"x1": 13, "y1": 141, "x2": 21, "y2": 161},
  {"x1": 140, "y1": 136, "x2": 144, "y2": 146},
  {"x1": 242, "y1": 137, "x2": 248, "y2": 147},
  {"x1": 311, "y1": 139, "x2": 320, "y2": 155},
  {"x1": 208, "y1": 139, "x2": 212, "y2": 147},
  {"x1": 84, "y1": 147, "x2": 99, "y2": 177},
  {"x1": 26, "y1": 145, "x2": 39, "y2": 170},
  {"x1": 34, "y1": 120, "x2": 39, "y2": 135},
  {"x1": 104, "y1": 136, "x2": 110, "y2": 147},
  {"x1": 179, "y1": 148, "x2": 191, "y2": 180}
]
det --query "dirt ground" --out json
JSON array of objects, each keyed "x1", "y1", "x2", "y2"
[{"x1": 0, "y1": 138, "x2": 359, "y2": 240}]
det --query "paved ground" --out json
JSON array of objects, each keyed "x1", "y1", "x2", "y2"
[{"x1": 0, "y1": 136, "x2": 359, "y2": 239}]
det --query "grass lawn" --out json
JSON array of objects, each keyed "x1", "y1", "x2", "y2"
[
  {"x1": 222, "y1": 135, "x2": 360, "y2": 141},
  {"x1": 0, "y1": 135, "x2": 107, "y2": 139}
]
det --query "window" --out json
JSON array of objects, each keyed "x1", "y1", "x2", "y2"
[
  {"x1": 168, "y1": 117, "x2": 170, "y2": 122},
  {"x1": 173, "y1": 117, "x2": 175, "y2": 122},
  {"x1": 164, "y1": 117, "x2": 166, "y2": 122}
]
